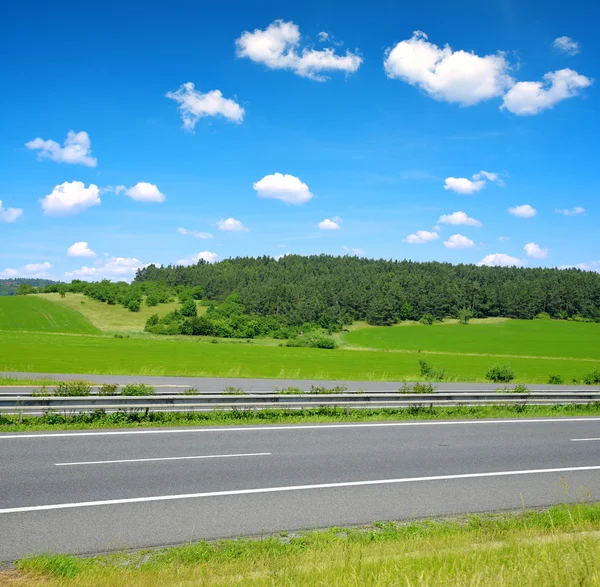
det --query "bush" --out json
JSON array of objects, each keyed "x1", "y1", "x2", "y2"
[
  {"x1": 54, "y1": 380, "x2": 92, "y2": 396},
  {"x1": 121, "y1": 384, "x2": 155, "y2": 396},
  {"x1": 485, "y1": 363, "x2": 515, "y2": 383},
  {"x1": 535, "y1": 312, "x2": 552, "y2": 320},
  {"x1": 180, "y1": 298, "x2": 198, "y2": 318},
  {"x1": 583, "y1": 368, "x2": 600, "y2": 385},
  {"x1": 399, "y1": 382, "x2": 435, "y2": 394},
  {"x1": 309, "y1": 385, "x2": 347, "y2": 394},
  {"x1": 419, "y1": 359, "x2": 446, "y2": 381},
  {"x1": 223, "y1": 386, "x2": 245, "y2": 395},
  {"x1": 457, "y1": 308, "x2": 473, "y2": 325},
  {"x1": 548, "y1": 374, "x2": 564, "y2": 385},
  {"x1": 98, "y1": 383, "x2": 119, "y2": 396},
  {"x1": 145, "y1": 314, "x2": 160, "y2": 330},
  {"x1": 286, "y1": 334, "x2": 337, "y2": 349},
  {"x1": 420, "y1": 313, "x2": 434, "y2": 325},
  {"x1": 276, "y1": 386, "x2": 305, "y2": 395}
]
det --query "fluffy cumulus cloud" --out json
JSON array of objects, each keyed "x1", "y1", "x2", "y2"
[
  {"x1": 0, "y1": 200, "x2": 23, "y2": 222},
  {"x1": 502, "y1": 69, "x2": 592, "y2": 116},
  {"x1": 555, "y1": 206, "x2": 585, "y2": 216},
  {"x1": 176, "y1": 252, "x2": 218, "y2": 266},
  {"x1": 444, "y1": 170, "x2": 503, "y2": 194},
  {"x1": 235, "y1": 20, "x2": 362, "y2": 81},
  {"x1": 318, "y1": 216, "x2": 342, "y2": 230},
  {"x1": 438, "y1": 211, "x2": 482, "y2": 226},
  {"x1": 65, "y1": 257, "x2": 147, "y2": 281},
  {"x1": 509, "y1": 204, "x2": 537, "y2": 218},
  {"x1": 40, "y1": 181, "x2": 101, "y2": 216},
  {"x1": 116, "y1": 182, "x2": 165, "y2": 203},
  {"x1": 1, "y1": 261, "x2": 53, "y2": 278},
  {"x1": 443, "y1": 234, "x2": 475, "y2": 249},
  {"x1": 524, "y1": 242, "x2": 549, "y2": 259},
  {"x1": 343, "y1": 245, "x2": 365, "y2": 256},
  {"x1": 166, "y1": 82, "x2": 245, "y2": 131},
  {"x1": 403, "y1": 230, "x2": 439, "y2": 244},
  {"x1": 254, "y1": 173, "x2": 313, "y2": 204},
  {"x1": 177, "y1": 227, "x2": 213, "y2": 239},
  {"x1": 477, "y1": 253, "x2": 524, "y2": 267},
  {"x1": 384, "y1": 31, "x2": 513, "y2": 105},
  {"x1": 25, "y1": 130, "x2": 97, "y2": 167},
  {"x1": 67, "y1": 241, "x2": 96, "y2": 257},
  {"x1": 217, "y1": 217, "x2": 249, "y2": 232},
  {"x1": 553, "y1": 36, "x2": 580, "y2": 56}
]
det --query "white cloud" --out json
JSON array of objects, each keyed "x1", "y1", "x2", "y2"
[
  {"x1": 498, "y1": 236, "x2": 511, "y2": 241},
  {"x1": 555, "y1": 206, "x2": 585, "y2": 216},
  {"x1": 120, "y1": 182, "x2": 165, "y2": 203},
  {"x1": 25, "y1": 130, "x2": 97, "y2": 167},
  {"x1": 65, "y1": 257, "x2": 147, "y2": 281},
  {"x1": 0, "y1": 200, "x2": 23, "y2": 223},
  {"x1": 443, "y1": 177, "x2": 485, "y2": 195},
  {"x1": 177, "y1": 227, "x2": 214, "y2": 239},
  {"x1": 444, "y1": 169, "x2": 503, "y2": 194},
  {"x1": 403, "y1": 230, "x2": 439, "y2": 244},
  {"x1": 524, "y1": 242, "x2": 549, "y2": 259},
  {"x1": 177, "y1": 252, "x2": 218, "y2": 266},
  {"x1": 318, "y1": 218, "x2": 341, "y2": 230},
  {"x1": 553, "y1": 36, "x2": 580, "y2": 56},
  {"x1": 235, "y1": 20, "x2": 362, "y2": 81},
  {"x1": 254, "y1": 173, "x2": 313, "y2": 205},
  {"x1": 217, "y1": 217, "x2": 249, "y2": 232},
  {"x1": 477, "y1": 253, "x2": 524, "y2": 267},
  {"x1": 502, "y1": 69, "x2": 592, "y2": 116},
  {"x1": 509, "y1": 204, "x2": 537, "y2": 218},
  {"x1": 40, "y1": 181, "x2": 101, "y2": 216},
  {"x1": 67, "y1": 242, "x2": 96, "y2": 257},
  {"x1": 166, "y1": 82, "x2": 244, "y2": 131},
  {"x1": 438, "y1": 211, "x2": 482, "y2": 226},
  {"x1": 274, "y1": 252, "x2": 291, "y2": 261},
  {"x1": 444, "y1": 234, "x2": 475, "y2": 249},
  {"x1": 317, "y1": 32, "x2": 329, "y2": 42},
  {"x1": 566, "y1": 261, "x2": 600, "y2": 273},
  {"x1": 1, "y1": 262, "x2": 52, "y2": 278},
  {"x1": 343, "y1": 245, "x2": 365, "y2": 256},
  {"x1": 384, "y1": 31, "x2": 513, "y2": 105}
]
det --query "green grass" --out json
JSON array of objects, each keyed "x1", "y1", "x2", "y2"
[
  {"x1": 2, "y1": 403, "x2": 600, "y2": 432},
  {"x1": 0, "y1": 330, "x2": 598, "y2": 383},
  {"x1": 36, "y1": 293, "x2": 204, "y2": 333},
  {"x1": 0, "y1": 296, "x2": 98, "y2": 334},
  {"x1": 8, "y1": 502, "x2": 600, "y2": 586},
  {"x1": 344, "y1": 318, "x2": 600, "y2": 360},
  {"x1": 0, "y1": 377, "x2": 61, "y2": 386}
]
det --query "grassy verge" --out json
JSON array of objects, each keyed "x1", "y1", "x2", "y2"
[
  {"x1": 1, "y1": 403, "x2": 600, "y2": 432},
  {"x1": 0, "y1": 377, "x2": 61, "y2": 387},
  {"x1": 1, "y1": 331, "x2": 599, "y2": 383},
  {"x1": 6, "y1": 502, "x2": 600, "y2": 586}
]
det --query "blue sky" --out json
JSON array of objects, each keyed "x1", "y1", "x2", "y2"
[{"x1": 0, "y1": 0, "x2": 598, "y2": 280}]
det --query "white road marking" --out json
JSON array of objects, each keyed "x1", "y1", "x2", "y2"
[
  {"x1": 55, "y1": 452, "x2": 271, "y2": 466},
  {"x1": 571, "y1": 438, "x2": 600, "y2": 442},
  {"x1": 2, "y1": 465, "x2": 600, "y2": 514},
  {"x1": 1, "y1": 418, "x2": 600, "y2": 440}
]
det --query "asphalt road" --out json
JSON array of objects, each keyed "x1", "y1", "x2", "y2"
[
  {"x1": 2, "y1": 417, "x2": 600, "y2": 560},
  {"x1": 2, "y1": 371, "x2": 599, "y2": 393}
]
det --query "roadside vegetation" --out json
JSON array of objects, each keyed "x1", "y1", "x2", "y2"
[
  {"x1": 2, "y1": 403, "x2": 600, "y2": 433},
  {"x1": 6, "y1": 502, "x2": 600, "y2": 586}
]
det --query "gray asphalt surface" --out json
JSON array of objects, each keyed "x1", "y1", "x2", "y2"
[
  {"x1": 2, "y1": 371, "x2": 599, "y2": 393},
  {"x1": 2, "y1": 417, "x2": 600, "y2": 560}
]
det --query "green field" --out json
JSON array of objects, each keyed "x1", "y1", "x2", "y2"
[
  {"x1": 345, "y1": 319, "x2": 600, "y2": 360},
  {"x1": 0, "y1": 330, "x2": 598, "y2": 383},
  {"x1": 0, "y1": 296, "x2": 98, "y2": 334}
]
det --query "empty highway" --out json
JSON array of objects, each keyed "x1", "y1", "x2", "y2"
[{"x1": 2, "y1": 417, "x2": 600, "y2": 560}]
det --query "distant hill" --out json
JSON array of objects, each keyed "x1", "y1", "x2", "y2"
[
  {"x1": 0, "y1": 296, "x2": 99, "y2": 334},
  {"x1": 0, "y1": 278, "x2": 60, "y2": 296}
]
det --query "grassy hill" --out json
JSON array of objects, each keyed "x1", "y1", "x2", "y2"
[{"x1": 0, "y1": 296, "x2": 99, "y2": 334}]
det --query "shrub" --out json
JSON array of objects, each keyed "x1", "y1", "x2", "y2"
[
  {"x1": 419, "y1": 359, "x2": 446, "y2": 381},
  {"x1": 31, "y1": 385, "x2": 50, "y2": 397},
  {"x1": 145, "y1": 314, "x2": 160, "y2": 330},
  {"x1": 223, "y1": 386, "x2": 245, "y2": 395},
  {"x1": 535, "y1": 312, "x2": 552, "y2": 320},
  {"x1": 121, "y1": 384, "x2": 155, "y2": 396},
  {"x1": 548, "y1": 374, "x2": 564, "y2": 385},
  {"x1": 54, "y1": 380, "x2": 92, "y2": 396},
  {"x1": 457, "y1": 308, "x2": 473, "y2": 325},
  {"x1": 399, "y1": 382, "x2": 436, "y2": 394},
  {"x1": 309, "y1": 385, "x2": 347, "y2": 394},
  {"x1": 583, "y1": 368, "x2": 600, "y2": 385},
  {"x1": 277, "y1": 386, "x2": 305, "y2": 395},
  {"x1": 180, "y1": 298, "x2": 198, "y2": 318},
  {"x1": 98, "y1": 383, "x2": 119, "y2": 396},
  {"x1": 124, "y1": 297, "x2": 141, "y2": 312},
  {"x1": 286, "y1": 335, "x2": 337, "y2": 349},
  {"x1": 420, "y1": 313, "x2": 434, "y2": 325},
  {"x1": 485, "y1": 363, "x2": 515, "y2": 383},
  {"x1": 183, "y1": 387, "x2": 199, "y2": 395}
]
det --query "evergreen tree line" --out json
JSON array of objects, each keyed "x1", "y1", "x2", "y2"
[
  {"x1": 1, "y1": 278, "x2": 58, "y2": 296},
  {"x1": 135, "y1": 255, "x2": 600, "y2": 326}
]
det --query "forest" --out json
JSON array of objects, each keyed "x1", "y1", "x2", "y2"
[
  {"x1": 134, "y1": 255, "x2": 600, "y2": 325},
  {"x1": 0, "y1": 278, "x2": 58, "y2": 296}
]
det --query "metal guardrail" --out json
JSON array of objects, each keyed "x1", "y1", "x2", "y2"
[{"x1": 1, "y1": 392, "x2": 599, "y2": 415}]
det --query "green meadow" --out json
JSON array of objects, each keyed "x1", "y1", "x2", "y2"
[
  {"x1": 344, "y1": 319, "x2": 600, "y2": 360},
  {"x1": 0, "y1": 295, "x2": 599, "y2": 383}
]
